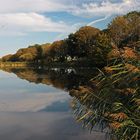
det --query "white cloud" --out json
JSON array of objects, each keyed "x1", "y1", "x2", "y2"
[
  {"x1": 0, "y1": 90, "x2": 69, "y2": 112},
  {"x1": 0, "y1": 0, "x2": 70, "y2": 13},
  {"x1": 0, "y1": 0, "x2": 139, "y2": 36},
  {"x1": 87, "y1": 15, "x2": 111, "y2": 26},
  {"x1": 54, "y1": 23, "x2": 83, "y2": 41},
  {"x1": 0, "y1": 0, "x2": 74, "y2": 36},
  {"x1": 0, "y1": 0, "x2": 139, "y2": 16},
  {"x1": 0, "y1": 13, "x2": 69, "y2": 36},
  {"x1": 73, "y1": 0, "x2": 140, "y2": 17}
]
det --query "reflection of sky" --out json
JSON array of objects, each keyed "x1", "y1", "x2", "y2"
[
  {"x1": 0, "y1": 70, "x2": 70, "y2": 112},
  {"x1": 0, "y1": 112, "x2": 106, "y2": 140},
  {"x1": 0, "y1": 70, "x2": 106, "y2": 139}
]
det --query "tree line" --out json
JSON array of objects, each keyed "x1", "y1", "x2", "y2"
[{"x1": 1, "y1": 11, "x2": 140, "y2": 67}]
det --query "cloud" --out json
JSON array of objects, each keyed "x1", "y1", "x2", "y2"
[
  {"x1": 0, "y1": 0, "x2": 70, "y2": 13},
  {"x1": 0, "y1": 91, "x2": 69, "y2": 112},
  {"x1": 54, "y1": 23, "x2": 83, "y2": 41},
  {"x1": 0, "y1": 0, "x2": 139, "y2": 16},
  {"x1": 0, "y1": 0, "x2": 139, "y2": 36},
  {"x1": 72, "y1": 0, "x2": 140, "y2": 17},
  {"x1": 53, "y1": 0, "x2": 140, "y2": 41},
  {"x1": 87, "y1": 15, "x2": 111, "y2": 26},
  {"x1": 0, "y1": 13, "x2": 69, "y2": 36},
  {"x1": 0, "y1": 0, "x2": 73, "y2": 36}
]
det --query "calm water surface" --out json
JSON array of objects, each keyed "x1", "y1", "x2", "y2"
[{"x1": 0, "y1": 68, "x2": 106, "y2": 140}]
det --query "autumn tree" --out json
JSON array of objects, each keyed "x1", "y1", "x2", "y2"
[
  {"x1": 40, "y1": 43, "x2": 51, "y2": 59},
  {"x1": 1, "y1": 54, "x2": 13, "y2": 62},
  {"x1": 108, "y1": 16, "x2": 129, "y2": 47},
  {"x1": 9, "y1": 44, "x2": 43, "y2": 62},
  {"x1": 122, "y1": 11, "x2": 140, "y2": 49},
  {"x1": 47, "y1": 40, "x2": 68, "y2": 62},
  {"x1": 67, "y1": 26, "x2": 100, "y2": 59},
  {"x1": 108, "y1": 11, "x2": 140, "y2": 48}
]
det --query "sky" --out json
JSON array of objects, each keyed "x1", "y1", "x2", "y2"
[{"x1": 0, "y1": 0, "x2": 139, "y2": 57}]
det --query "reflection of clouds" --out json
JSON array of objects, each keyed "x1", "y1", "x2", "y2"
[
  {"x1": 0, "y1": 92, "x2": 69, "y2": 112},
  {"x1": 0, "y1": 70, "x2": 69, "y2": 112},
  {"x1": 0, "y1": 112, "x2": 105, "y2": 140}
]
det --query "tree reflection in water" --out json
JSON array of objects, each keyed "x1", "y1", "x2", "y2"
[
  {"x1": 0, "y1": 67, "x2": 97, "y2": 91},
  {"x1": 1, "y1": 65, "x2": 140, "y2": 140}
]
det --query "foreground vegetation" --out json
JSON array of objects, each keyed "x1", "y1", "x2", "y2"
[{"x1": 71, "y1": 60, "x2": 140, "y2": 140}]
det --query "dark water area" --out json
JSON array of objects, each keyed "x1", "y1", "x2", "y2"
[{"x1": 0, "y1": 67, "x2": 107, "y2": 140}]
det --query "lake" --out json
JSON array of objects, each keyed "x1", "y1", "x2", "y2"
[{"x1": 0, "y1": 67, "x2": 107, "y2": 140}]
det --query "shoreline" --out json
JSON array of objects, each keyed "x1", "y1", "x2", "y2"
[
  {"x1": 0, "y1": 62, "x2": 30, "y2": 68},
  {"x1": 0, "y1": 61, "x2": 104, "y2": 69}
]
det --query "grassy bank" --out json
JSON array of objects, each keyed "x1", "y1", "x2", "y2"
[
  {"x1": 0, "y1": 62, "x2": 31, "y2": 68},
  {"x1": 0, "y1": 59, "x2": 104, "y2": 69}
]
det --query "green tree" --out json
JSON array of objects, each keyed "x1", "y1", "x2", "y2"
[{"x1": 88, "y1": 32, "x2": 112, "y2": 65}]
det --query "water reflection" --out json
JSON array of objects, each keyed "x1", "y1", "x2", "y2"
[
  {"x1": 0, "y1": 67, "x2": 97, "y2": 112},
  {"x1": 0, "y1": 112, "x2": 106, "y2": 140},
  {"x1": 1, "y1": 67, "x2": 97, "y2": 90},
  {"x1": 0, "y1": 67, "x2": 106, "y2": 140},
  {"x1": 1, "y1": 66, "x2": 139, "y2": 140}
]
